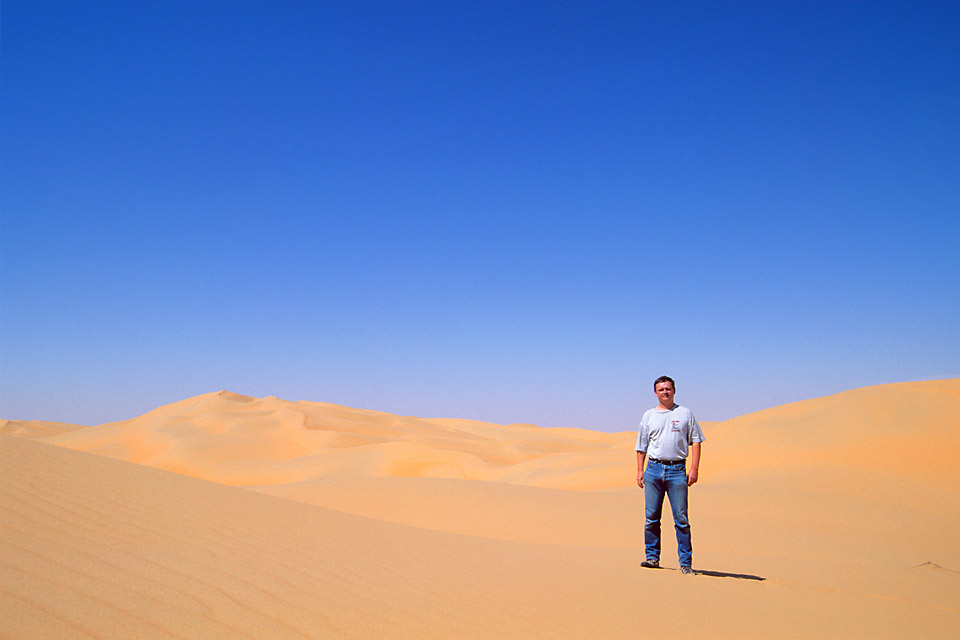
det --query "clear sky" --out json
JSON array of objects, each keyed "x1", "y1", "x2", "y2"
[{"x1": 2, "y1": 1, "x2": 958, "y2": 431}]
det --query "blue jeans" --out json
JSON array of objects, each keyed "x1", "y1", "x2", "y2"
[{"x1": 644, "y1": 460, "x2": 692, "y2": 567}]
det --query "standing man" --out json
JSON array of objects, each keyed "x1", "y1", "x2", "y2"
[{"x1": 636, "y1": 375, "x2": 704, "y2": 574}]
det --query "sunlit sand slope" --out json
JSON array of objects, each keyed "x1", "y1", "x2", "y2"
[
  {"x1": 707, "y1": 378, "x2": 960, "y2": 481},
  {"x1": 3, "y1": 435, "x2": 958, "y2": 640}
]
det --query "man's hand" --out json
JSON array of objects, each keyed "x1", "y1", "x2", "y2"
[
  {"x1": 637, "y1": 473, "x2": 644, "y2": 488},
  {"x1": 686, "y1": 468, "x2": 698, "y2": 486}
]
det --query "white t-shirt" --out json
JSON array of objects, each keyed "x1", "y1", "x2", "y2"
[{"x1": 635, "y1": 404, "x2": 704, "y2": 460}]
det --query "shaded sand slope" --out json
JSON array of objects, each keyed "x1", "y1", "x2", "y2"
[{"x1": 3, "y1": 435, "x2": 958, "y2": 640}]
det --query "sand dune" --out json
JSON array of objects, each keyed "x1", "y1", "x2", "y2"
[
  {"x1": 3, "y1": 379, "x2": 959, "y2": 638},
  {"x1": 34, "y1": 391, "x2": 632, "y2": 490}
]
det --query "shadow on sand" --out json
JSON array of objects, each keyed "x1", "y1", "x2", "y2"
[
  {"x1": 641, "y1": 564, "x2": 765, "y2": 580},
  {"x1": 690, "y1": 568, "x2": 765, "y2": 581}
]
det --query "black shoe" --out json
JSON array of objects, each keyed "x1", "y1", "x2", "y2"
[{"x1": 641, "y1": 559, "x2": 660, "y2": 568}]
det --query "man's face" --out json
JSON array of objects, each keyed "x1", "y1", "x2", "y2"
[{"x1": 655, "y1": 382, "x2": 675, "y2": 407}]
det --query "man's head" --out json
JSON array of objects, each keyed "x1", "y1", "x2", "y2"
[
  {"x1": 654, "y1": 376, "x2": 675, "y2": 392},
  {"x1": 654, "y1": 375, "x2": 676, "y2": 409}
]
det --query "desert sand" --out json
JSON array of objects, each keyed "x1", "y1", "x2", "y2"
[{"x1": 2, "y1": 379, "x2": 958, "y2": 638}]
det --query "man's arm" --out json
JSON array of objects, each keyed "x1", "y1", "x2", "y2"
[
  {"x1": 636, "y1": 451, "x2": 646, "y2": 488},
  {"x1": 687, "y1": 442, "x2": 701, "y2": 486}
]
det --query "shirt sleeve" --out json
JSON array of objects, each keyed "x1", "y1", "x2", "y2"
[
  {"x1": 688, "y1": 412, "x2": 705, "y2": 443},
  {"x1": 636, "y1": 413, "x2": 650, "y2": 452}
]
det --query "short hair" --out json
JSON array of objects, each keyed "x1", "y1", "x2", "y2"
[{"x1": 654, "y1": 375, "x2": 675, "y2": 391}]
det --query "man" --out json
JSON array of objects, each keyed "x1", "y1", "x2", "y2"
[{"x1": 636, "y1": 375, "x2": 704, "y2": 575}]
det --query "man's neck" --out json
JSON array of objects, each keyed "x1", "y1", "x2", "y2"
[{"x1": 656, "y1": 402, "x2": 676, "y2": 412}]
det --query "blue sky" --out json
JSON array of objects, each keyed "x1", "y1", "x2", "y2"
[{"x1": 2, "y1": 1, "x2": 958, "y2": 430}]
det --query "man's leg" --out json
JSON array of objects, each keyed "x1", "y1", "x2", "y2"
[
  {"x1": 664, "y1": 464, "x2": 692, "y2": 568},
  {"x1": 644, "y1": 463, "x2": 665, "y2": 563}
]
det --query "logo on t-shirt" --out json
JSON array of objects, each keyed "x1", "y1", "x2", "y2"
[{"x1": 671, "y1": 420, "x2": 681, "y2": 432}]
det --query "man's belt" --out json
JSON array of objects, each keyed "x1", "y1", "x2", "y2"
[{"x1": 649, "y1": 457, "x2": 685, "y2": 466}]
